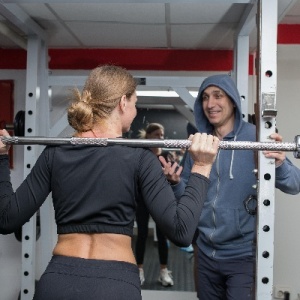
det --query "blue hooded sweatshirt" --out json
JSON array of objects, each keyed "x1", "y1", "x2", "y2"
[{"x1": 173, "y1": 74, "x2": 300, "y2": 259}]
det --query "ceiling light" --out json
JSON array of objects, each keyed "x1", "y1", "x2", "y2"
[{"x1": 136, "y1": 91, "x2": 198, "y2": 97}]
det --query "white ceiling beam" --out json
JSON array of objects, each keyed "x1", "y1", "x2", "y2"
[
  {"x1": 137, "y1": 96, "x2": 184, "y2": 105},
  {"x1": 49, "y1": 75, "x2": 205, "y2": 88},
  {"x1": 235, "y1": 0, "x2": 257, "y2": 37},
  {"x1": 173, "y1": 104, "x2": 196, "y2": 128},
  {"x1": 235, "y1": 0, "x2": 299, "y2": 40},
  {"x1": 278, "y1": 0, "x2": 299, "y2": 22},
  {"x1": 172, "y1": 87, "x2": 198, "y2": 111},
  {"x1": 0, "y1": 21, "x2": 27, "y2": 49},
  {"x1": 0, "y1": 3, "x2": 47, "y2": 41},
  {"x1": 48, "y1": 76, "x2": 86, "y2": 87}
]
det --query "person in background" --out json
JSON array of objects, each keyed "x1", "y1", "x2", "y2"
[
  {"x1": 135, "y1": 122, "x2": 177, "y2": 287},
  {"x1": 160, "y1": 74, "x2": 300, "y2": 300},
  {"x1": 0, "y1": 65, "x2": 220, "y2": 300}
]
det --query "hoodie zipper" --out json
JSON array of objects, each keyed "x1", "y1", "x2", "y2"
[{"x1": 209, "y1": 149, "x2": 220, "y2": 258}]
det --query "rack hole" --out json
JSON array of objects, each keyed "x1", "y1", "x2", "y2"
[
  {"x1": 265, "y1": 70, "x2": 272, "y2": 77},
  {"x1": 265, "y1": 121, "x2": 272, "y2": 129},
  {"x1": 262, "y1": 251, "x2": 269, "y2": 258},
  {"x1": 262, "y1": 277, "x2": 269, "y2": 284}
]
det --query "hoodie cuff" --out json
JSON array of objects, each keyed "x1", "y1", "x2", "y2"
[
  {"x1": 171, "y1": 180, "x2": 186, "y2": 199},
  {"x1": 275, "y1": 159, "x2": 290, "y2": 178}
]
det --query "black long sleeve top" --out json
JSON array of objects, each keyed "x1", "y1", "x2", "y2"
[{"x1": 0, "y1": 145, "x2": 209, "y2": 247}]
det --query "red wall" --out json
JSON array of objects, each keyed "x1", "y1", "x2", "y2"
[
  {"x1": 0, "y1": 80, "x2": 14, "y2": 167},
  {"x1": 0, "y1": 24, "x2": 298, "y2": 74}
]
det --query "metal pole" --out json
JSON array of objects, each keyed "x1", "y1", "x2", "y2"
[
  {"x1": 255, "y1": 0, "x2": 278, "y2": 299},
  {"x1": 1, "y1": 136, "x2": 298, "y2": 152}
]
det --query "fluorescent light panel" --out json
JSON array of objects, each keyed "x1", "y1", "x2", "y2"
[{"x1": 136, "y1": 90, "x2": 198, "y2": 97}]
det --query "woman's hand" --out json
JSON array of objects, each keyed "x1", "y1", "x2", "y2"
[
  {"x1": 189, "y1": 133, "x2": 219, "y2": 178},
  {"x1": 0, "y1": 129, "x2": 11, "y2": 155}
]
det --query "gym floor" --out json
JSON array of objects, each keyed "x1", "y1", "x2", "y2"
[{"x1": 132, "y1": 231, "x2": 196, "y2": 292}]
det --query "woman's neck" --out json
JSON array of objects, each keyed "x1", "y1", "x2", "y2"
[{"x1": 77, "y1": 127, "x2": 122, "y2": 139}]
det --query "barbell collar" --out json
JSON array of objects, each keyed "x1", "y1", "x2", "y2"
[
  {"x1": 1, "y1": 136, "x2": 299, "y2": 154},
  {"x1": 294, "y1": 135, "x2": 300, "y2": 158}
]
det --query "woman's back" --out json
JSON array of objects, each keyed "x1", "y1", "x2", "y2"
[{"x1": 32, "y1": 144, "x2": 160, "y2": 236}]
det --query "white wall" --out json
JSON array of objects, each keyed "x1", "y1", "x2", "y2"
[
  {"x1": 1, "y1": 45, "x2": 300, "y2": 300},
  {"x1": 273, "y1": 45, "x2": 300, "y2": 300}
]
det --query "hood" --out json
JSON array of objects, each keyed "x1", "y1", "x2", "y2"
[
  {"x1": 194, "y1": 74, "x2": 244, "y2": 180},
  {"x1": 194, "y1": 74, "x2": 243, "y2": 136}
]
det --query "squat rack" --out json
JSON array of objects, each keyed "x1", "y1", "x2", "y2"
[{"x1": 0, "y1": 1, "x2": 282, "y2": 299}]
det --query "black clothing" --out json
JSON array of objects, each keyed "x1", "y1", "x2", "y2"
[
  {"x1": 33, "y1": 256, "x2": 141, "y2": 300},
  {"x1": 135, "y1": 198, "x2": 168, "y2": 265},
  {"x1": 0, "y1": 145, "x2": 209, "y2": 247},
  {"x1": 135, "y1": 150, "x2": 173, "y2": 266},
  {"x1": 196, "y1": 248, "x2": 254, "y2": 300}
]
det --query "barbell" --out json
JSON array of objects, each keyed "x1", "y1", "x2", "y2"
[{"x1": 1, "y1": 135, "x2": 300, "y2": 158}]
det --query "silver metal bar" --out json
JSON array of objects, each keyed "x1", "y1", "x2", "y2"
[{"x1": 0, "y1": 136, "x2": 297, "y2": 151}]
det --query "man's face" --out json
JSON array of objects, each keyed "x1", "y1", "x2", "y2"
[{"x1": 201, "y1": 86, "x2": 235, "y2": 128}]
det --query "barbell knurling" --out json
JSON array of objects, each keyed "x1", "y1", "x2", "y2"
[{"x1": 1, "y1": 136, "x2": 299, "y2": 153}]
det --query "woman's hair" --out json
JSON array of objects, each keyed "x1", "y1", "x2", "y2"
[
  {"x1": 67, "y1": 65, "x2": 137, "y2": 132},
  {"x1": 138, "y1": 123, "x2": 164, "y2": 139}
]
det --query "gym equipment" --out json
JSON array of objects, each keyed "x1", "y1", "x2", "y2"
[
  {"x1": 1, "y1": 135, "x2": 300, "y2": 158},
  {"x1": 4, "y1": 110, "x2": 25, "y2": 136}
]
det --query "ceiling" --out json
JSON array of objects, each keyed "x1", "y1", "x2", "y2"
[{"x1": 0, "y1": 0, "x2": 300, "y2": 52}]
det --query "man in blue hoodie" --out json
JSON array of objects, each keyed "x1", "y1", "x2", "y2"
[{"x1": 160, "y1": 74, "x2": 300, "y2": 300}]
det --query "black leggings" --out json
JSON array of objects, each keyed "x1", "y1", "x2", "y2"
[
  {"x1": 135, "y1": 199, "x2": 168, "y2": 265},
  {"x1": 33, "y1": 255, "x2": 141, "y2": 300}
]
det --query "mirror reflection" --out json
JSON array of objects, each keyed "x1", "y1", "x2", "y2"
[{"x1": 129, "y1": 108, "x2": 196, "y2": 292}]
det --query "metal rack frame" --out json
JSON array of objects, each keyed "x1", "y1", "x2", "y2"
[{"x1": 0, "y1": 1, "x2": 279, "y2": 299}]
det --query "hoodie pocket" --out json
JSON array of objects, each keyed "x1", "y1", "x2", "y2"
[{"x1": 206, "y1": 207, "x2": 255, "y2": 247}]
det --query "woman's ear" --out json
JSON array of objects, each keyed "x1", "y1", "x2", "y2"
[{"x1": 119, "y1": 95, "x2": 127, "y2": 112}]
